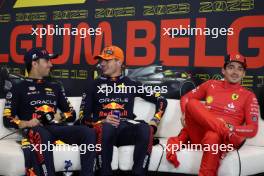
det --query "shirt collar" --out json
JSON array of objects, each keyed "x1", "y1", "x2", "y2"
[{"x1": 223, "y1": 80, "x2": 241, "y2": 89}]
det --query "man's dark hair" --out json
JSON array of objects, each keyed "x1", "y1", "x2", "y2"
[
  {"x1": 25, "y1": 62, "x2": 32, "y2": 73},
  {"x1": 24, "y1": 47, "x2": 57, "y2": 73},
  {"x1": 25, "y1": 60, "x2": 40, "y2": 73}
]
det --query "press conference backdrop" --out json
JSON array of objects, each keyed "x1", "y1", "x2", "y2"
[{"x1": 0, "y1": 0, "x2": 263, "y2": 96}]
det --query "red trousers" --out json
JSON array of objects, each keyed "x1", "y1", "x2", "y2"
[{"x1": 185, "y1": 99, "x2": 244, "y2": 176}]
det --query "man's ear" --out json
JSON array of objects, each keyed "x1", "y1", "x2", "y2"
[
  {"x1": 221, "y1": 68, "x2": 225, "y2": 75},
  {"x1": 117, "y1": 61, "x2": 121, "y2": 66},
  {"x1": 32, "y1": 61, "x2": 38, "y2": 68}
]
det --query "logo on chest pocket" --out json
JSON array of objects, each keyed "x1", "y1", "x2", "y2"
[{"x1": 231, "y1": 93, "x2": 239, "y2": 101}]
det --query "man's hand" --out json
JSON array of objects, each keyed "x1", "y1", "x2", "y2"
[
  {"x1": 18, "y1": 118, "x2": 41, "y2": 129},
  {"x1": 28, "y1": 118, "x2": 41, "y2": 127},
  {"x1": 180, "y1": 113, "x2": 186, "y2": 127},
  {"x1": 105, "y1": 115, "x2": 120, "y2": 127},
  {"x1": 54, "y1": 112, "x2": 62, "y2": 122}
]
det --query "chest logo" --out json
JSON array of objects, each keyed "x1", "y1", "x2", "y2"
[
  {"x1": 45, "y1": 88, "x2": 53, "y2": 92},
  {"x1": 29, "y1": 86, "x2": 36, "y2": 91},
  {"x1": 103, "y1": 102, "x2": 124, "y2": 110},
  {"x1": 155, "y1": 92, "x2": 161, "y2": 97},
  {"x1": 206, "y1": 96, "x2": 213, "y2": 104},
  {"x1": 227, "y1": 102, "x2": 235, "y2": 109},
  {"x1": 6, "y1": 92, "x2": 12, "y2": 99},
  {"x1": 251, "y1": 116, "x2": 258, "y2": 122},
  {"x1": 117, "y1": 83, "x2": 125, "y2": 88},
  {"x1": 231, "y1": 93, "x2": 239, "y2": 101}
]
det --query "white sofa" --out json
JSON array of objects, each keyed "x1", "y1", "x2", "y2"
[{"x1": 0, "y1": 97, "x2": 264, "y2": 176}]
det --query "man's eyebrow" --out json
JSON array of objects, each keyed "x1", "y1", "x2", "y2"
[{"x1": 227, "y1": 64, "x2": 234, "y2": 67}]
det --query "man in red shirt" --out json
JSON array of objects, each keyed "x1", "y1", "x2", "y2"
[{"x1": 166, "y1": 54, "x2": 259, "y2": 176}]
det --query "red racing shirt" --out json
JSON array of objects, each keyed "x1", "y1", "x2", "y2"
[{"x1": 181, "y1": 80, "x2": 259, "y2": 138}]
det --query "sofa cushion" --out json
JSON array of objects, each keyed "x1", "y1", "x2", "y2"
[
  {"x1": 133, "y1": 98, "x2": 182, "y2": 138},
  {"x1": 157, "y1": 138, "x2": 240, "y2": 176},
  {"x1": 0, "y1": 139, "x2": 25, "y2": 176},
  {"x1": 238, "y1": 145, "x2": 264, "y2": 176},
  {"x1": 0, "y1": 99, "x2": 16, "y2": 139},
  {"x1": 244, "y1": 118, "x2": 264, "y2": 146},
  {"x1": 0, "y1": 139, "x2": 118, "y2": 176}
]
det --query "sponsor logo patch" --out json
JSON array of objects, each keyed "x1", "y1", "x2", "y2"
[
  {"x1": 6, "y1": 92, "x2": 12, "y2": 99},
  {"x1": 206, "y1": 96, "x2": 213, "y2": 104},
  {"x1": 231, "y1": 93, "x2": 239, "y2": 100},
  {"x1": 251, "y1": 116, "x2": 258, "y2": 122}
]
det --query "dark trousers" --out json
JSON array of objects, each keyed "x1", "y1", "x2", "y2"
[
  {"x1": 22, "y1": 125, "x2": 96, "y2": 176},
  {"x1": 98, "y1": 121, "x2": 153, "y2": 176}
]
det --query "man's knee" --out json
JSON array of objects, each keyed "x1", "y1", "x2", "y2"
[
  {"x1": 185, "y1": 99, "x2": 199, "y2": 115},
  {"x1": 78, "y1": 126, "x2": 96, "y2": 143},
  {"x1": 76, "y1": 126, "x2": 95, "y2": 135},
  {"x1": 202, "y1": 131, "x2": 221, "y2": 145},
  {"x1": 29, "y1": 126, "x2": 53, "y2": 142},
  {"x1": 102, "y1": 123, "x2": 116, "y2": 140},
  {"x1": 135, "y1": 123, "x2": 150, "y2": 141}
]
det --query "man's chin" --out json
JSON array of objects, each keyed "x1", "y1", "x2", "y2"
[
  {"x1": 102, "y1": 71, "x2": 109, "y2": 76},
  {"x1": 229, "y1": 79, "x2": 241, "y2": 84}
]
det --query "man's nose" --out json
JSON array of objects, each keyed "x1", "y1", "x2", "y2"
[{"x1": 233, "y1": 68, "x2": 241, "y2": 73}]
